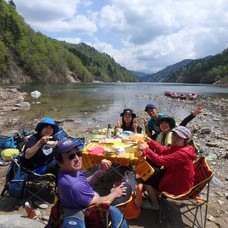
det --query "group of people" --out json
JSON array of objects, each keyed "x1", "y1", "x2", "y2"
[{"x1": 21, "y1": 102, "x2": 203, "y2": 227}]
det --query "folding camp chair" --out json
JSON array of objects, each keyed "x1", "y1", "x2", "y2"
[
  {"x1": 159, "y1": 156, "x2": 213, "y2": 228},
  {"x1": 85, "y1": 201, "x2": 111, "y2": 228},
  {"x1": 23, "y1": 167, "x2": 56, "y2": 205}
]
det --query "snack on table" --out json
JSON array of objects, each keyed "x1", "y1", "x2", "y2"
[
  {"x1": 46, "y1": 141, "x2": 57, "y2": 148},
  {"x1": 129, "y1": 134, "x2": 144, "y2": 142}
]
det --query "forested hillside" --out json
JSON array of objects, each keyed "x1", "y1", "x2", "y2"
[
  {"x1": 0, "y1": 0, "x2": 138, "y2": 84},
  {"x1": 63, "y1": 42, "x2": 137, "y2": 82},
  {"x1": 142, "y1": 50, "x2": 228, "y2": 84},
  {"x1": 141, "y1": 59, "x2": 193, "y2": 82}
]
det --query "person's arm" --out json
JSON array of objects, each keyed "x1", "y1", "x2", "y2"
[
  {"x1": 87, "y1": 159, "x2": 112, "y2": 185},
  {"x1": 132, "y1": 119, "x2": 138, "y2": 134},
  {"x1": 144, "y1": 119, "x2": 152, "y2": 138},
  {"x1": 144, "y1": 137, "x2": 167, "y2": 154},
  {"x1": 90, "y1": 183, "x2": 127, "y2": 205},
  {"x1": 180, "y1": 103, "x2": 203, "y2": 126},
  {"x1": 25, "y1": 135, "x2": 50, "y2": 159},
  {"x1": 143, "y1": 148, "x2": 188, "y2": 167}
]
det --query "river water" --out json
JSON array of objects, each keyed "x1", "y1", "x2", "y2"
[{"x1": 20, "y1": 82, "x2": 228, "y2": 127}]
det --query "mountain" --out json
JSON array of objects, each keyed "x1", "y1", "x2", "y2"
[
  {"x1": 141, "y1": 59, "x2": 193, "y2": 82},
  {"x1": 131, "y1": 71, "x2": 147, "y2": 78},
  {"x1": 0, "y1": 0, "x2": 138, "y2": 84},
  {"x1": 63, "y1": 42, "x2": 138, "y2": 82},
  {"x1": 141, "y1": 51, "x2": 228, "y2": 84}
]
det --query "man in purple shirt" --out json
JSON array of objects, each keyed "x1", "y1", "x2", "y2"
[{"x1": 55, "y1": 138, "x2": 128, "y2": 228}]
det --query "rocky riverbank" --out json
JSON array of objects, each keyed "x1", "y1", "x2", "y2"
[{"x1": 0, "y1": 86, "x2": 228, "y2": 227}]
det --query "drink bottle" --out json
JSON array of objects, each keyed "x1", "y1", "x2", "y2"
[
  {"x1": 24, "y1": 202, "x2": 36, "y2": 219},
  {"x1": 107, "y1": 124, "x2": 112, "y2": 139}
]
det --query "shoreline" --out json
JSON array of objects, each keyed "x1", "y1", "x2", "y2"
[{"x1": 0, "y1": 86, "x2": 228, "y2": 227}]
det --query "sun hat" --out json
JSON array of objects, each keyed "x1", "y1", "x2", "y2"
[
  {"x1": 54, "y1": 138, "x2": 83, "y2": 155},
  {"x1": 155, "y1": 115, "x2": 176, "y2": 129},
  {"x1": 35, "y1": 117, "x2": 59, "y2": 134},
  {"x1": 172, "y1": 126, "x2": 192, "y2": 139},
  {"x1": 144, "y1": 104, "x2": 156, "y2": 112},
  {"x1": 120, "y1": 109, "x2": 136, "y2": 118}
]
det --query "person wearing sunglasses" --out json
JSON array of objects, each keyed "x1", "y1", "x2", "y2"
[{"x1": 54, "y1": 138, "x2": 128, "y2": 228}]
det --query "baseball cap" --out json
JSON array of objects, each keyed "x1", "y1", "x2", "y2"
[
  {"x1": 144, "y1": 104, "x2": 156, "y2": 112},
  {"x1": 54, "y1": 138, "x2": 83, "y2": 154},
  {"x1": 172, "y1": 126, "x2": 192, "y2": 139}
]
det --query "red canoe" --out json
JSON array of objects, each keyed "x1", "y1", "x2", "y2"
[
  {"x1": 179, "y1": 93, "x2": 187, "y2": 99},
  {"x1": 171, "y1": 93, "x2": 179, "y2": 99},
  {"x1": 164, "y1": 91, "x2": 173, "y2": 96},
  {"x1": 189, "y1": 93, "x2": 197, "y2": 100}
]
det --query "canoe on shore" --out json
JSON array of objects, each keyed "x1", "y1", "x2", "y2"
[
  {"x1": 189, "y1": 93, "x2": 198, "y2": 100},
  {"x1": 164, "y1": 91, "x2": 197, "y2": 100}
]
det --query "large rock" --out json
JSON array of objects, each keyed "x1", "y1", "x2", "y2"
[
  {"x1": 0, "y1": 214, "x2": 44, "y2": 228},
  {"x1": 199, "y1": 127, "x2": 211, "y2": 135}
]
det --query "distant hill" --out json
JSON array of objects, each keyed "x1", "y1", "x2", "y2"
[
  {"x1": 63, "y1": 42, "x2": 138, "y2": 82},
  {"x1": 141, "y1": 59, "x2": 193, "y2": 82},
  {"x1": 131, "y1": 71, "x2": 147, "y2": 78},
  {"x1": 0, "y1": 0, "x2": 138, "y2": 84},
  {"x1": 141, "y1": 51, "x2": 228, "y2": 84}
]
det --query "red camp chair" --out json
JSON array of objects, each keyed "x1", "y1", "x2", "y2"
[
  {"x1": 85, "y1": 201, "x2": 111, "y2": 228},
  {"x1": 159, "y1": 156, "x2": 213, "y2": 228}
]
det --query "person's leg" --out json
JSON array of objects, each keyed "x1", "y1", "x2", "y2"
[
  {"x1": 109, "y1": 206, "x2": 128, "y2": 228},
  {"x1": 144, "y1": 184, "x2": 159, "y2": 210},
  {"x1": 62, "y1": 217, "x2": 85, "y2": 228}
]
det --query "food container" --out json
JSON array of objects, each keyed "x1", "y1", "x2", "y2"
[{"x1": 134, "y1": 161, "x2": 154, "y2": 181}]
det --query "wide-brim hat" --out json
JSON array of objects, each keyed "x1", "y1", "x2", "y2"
[
  {"x1": 144, "y1": 104, "x2": 156, "y2": 112},
  {"x1": 35, "y1": 117, "x2": 59, "y2": 135},
  {"x1": 120, "y1": 109, "x2": 136, "y2": 118},
  {"x1": 155, "y1": 115, "x2": 176, "y2": 129},
  {"x1": 54, "y1": 138, "x2": 83, "y2": 154},
  {"x1": 172, "y1": 126, "x2": 192, "y2": 139}
]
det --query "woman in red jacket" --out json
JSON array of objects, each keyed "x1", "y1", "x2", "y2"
[{"x1": 142, "y1": 126, "x2": 196, "y2": 209}]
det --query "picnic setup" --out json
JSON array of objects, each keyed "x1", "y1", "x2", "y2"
[{"x1": 0, "y1": 105, "x2": 214, "y2": 228}]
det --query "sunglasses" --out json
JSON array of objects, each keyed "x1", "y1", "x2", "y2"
[{"x1": 68, "y1": 151, "x2": 82, "y2": 160}]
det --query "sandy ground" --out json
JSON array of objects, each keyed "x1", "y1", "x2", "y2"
[{"x1": 0, "y1": 86, "x2": 228, "y2": 227}]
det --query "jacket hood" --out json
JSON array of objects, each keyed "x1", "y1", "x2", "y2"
[{"x1": 179, "y1": 145, "x2": 196, "y2": 160}]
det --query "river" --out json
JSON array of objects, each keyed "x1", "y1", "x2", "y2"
[{"x1": 20, "y1": 82, "x2": 228, "y2": 127}]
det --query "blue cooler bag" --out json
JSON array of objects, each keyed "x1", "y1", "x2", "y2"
[{"x1": 0, "y1": 135, "x2": 16, "y2": 149}]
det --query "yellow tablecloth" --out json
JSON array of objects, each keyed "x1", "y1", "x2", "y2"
[{"x1": 81, "y1": 140, "x2": 154, "y2": 181}]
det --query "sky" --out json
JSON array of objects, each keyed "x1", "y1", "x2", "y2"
[{"x1": 10, "y1": 0, "x2": 228, "y2": 73}]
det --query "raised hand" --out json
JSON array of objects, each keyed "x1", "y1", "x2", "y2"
[
  {"x1": 117, "y1": 118, "x2": 122, "y2": 128},
  {"x1": 193, "y1": 103, "x2": 205, "y2": 116}
]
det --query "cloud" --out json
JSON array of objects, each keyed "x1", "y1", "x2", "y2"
[
  {"x1": 13, "y1": 0, "x2": 96, "y2": 34},
  {"x1": 57, "y1": 37, "x2": 81, "y2": 44},
  {"x1": 12, "y1": 0, "x2": 228, "y2": 73},
  {"x1": 14, "y1": 0, "x2": 79, "y2": 22}
]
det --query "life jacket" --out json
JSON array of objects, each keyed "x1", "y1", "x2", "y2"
[
  {"x1": 156, "y1": 130, "x2": 173, "y2": 147},
  {"x1": 188, "y1": 139, "x2": 200, "y2": 155}
]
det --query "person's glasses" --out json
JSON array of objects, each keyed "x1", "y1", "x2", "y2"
[{"x1": 68, "y1": 151, "x2": 82, "y2": 160}]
